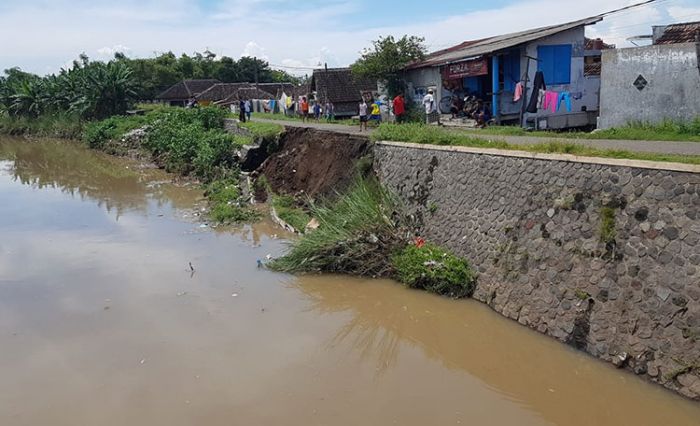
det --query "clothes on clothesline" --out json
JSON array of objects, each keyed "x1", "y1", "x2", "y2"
[
  {"x1": 542, "y1": 91, "x2": 559, "y2": 113},
  {"x1": 513, "y1": 82, "x2": 524, "y2": 102},
  {"x1": 526, "y1": 71, "x2": 546, "y2": 113},
  {"x1": 540, "y1": 90, "x2": 573, "y2": 113},
  {"x1": 557, "y1": 92, "x2": 572, "y2": 113}
]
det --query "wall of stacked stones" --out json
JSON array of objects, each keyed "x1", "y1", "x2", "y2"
[{"x1": 374, "y1": 142, "x2": 700, "y2": 399}]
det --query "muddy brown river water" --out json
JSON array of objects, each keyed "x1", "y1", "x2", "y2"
[{"x1": 0, "y1": 137, "x2": 699, "y2": 425}]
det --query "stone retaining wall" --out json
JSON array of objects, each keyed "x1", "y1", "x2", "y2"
[{"x1": 374, "y1": 142, "x2": 700, "y2": 399}]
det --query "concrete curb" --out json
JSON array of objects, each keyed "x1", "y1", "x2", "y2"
[{"x1": 376, "y1": 140, "x2": 700, "y2": 174}]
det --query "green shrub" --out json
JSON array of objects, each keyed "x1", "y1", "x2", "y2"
[
  {"x1": 195, "y1": 106, "x2": 227, "y2": 130},
  {"x1": 391, "y1": 242, "x2": 476, "y2": 298}
]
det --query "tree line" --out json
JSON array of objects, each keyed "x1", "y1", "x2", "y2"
[{"x1": 0, "y1": 51, "x2": 299, "y2": 120}]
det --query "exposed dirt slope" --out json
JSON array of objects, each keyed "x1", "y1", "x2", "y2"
[{"x1": 258, "y1": 127, "x2": 371, "y2": 199}]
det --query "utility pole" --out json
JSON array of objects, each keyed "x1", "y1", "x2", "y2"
[{"x1": 254, "y1": 56, "x2": 259, "y2": 91}]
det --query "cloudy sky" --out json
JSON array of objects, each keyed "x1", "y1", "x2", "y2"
[{"x1": 1, "y1": 0, "x2": 698, "y2": 76}]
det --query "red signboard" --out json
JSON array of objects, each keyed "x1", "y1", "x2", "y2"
[{"x1": 442, "y1": 58, "x2": 489, "y2": 79}]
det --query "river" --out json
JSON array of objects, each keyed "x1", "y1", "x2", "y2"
[{"x1": 0, "y1": 137, "x2": 698, "y2": 425}]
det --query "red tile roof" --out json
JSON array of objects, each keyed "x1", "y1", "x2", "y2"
[{"x1": 654, "y1": 21, "x2": 700, "y2": 45}]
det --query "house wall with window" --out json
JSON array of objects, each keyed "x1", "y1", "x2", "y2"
[{"x1": 522, "y1": 27, "x2": 600, "y2": 117}]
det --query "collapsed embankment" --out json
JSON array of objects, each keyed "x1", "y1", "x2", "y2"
[
  {"x1": 257, "y1": 127, "x2": 371, "y2": 199},
  {"x1": 260, "y1": 126, "x2": 700, "y2": 400}
]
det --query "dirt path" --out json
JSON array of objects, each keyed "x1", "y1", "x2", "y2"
[{"x1": 252, "y1": 117, "x2": 700, "y2": 156}]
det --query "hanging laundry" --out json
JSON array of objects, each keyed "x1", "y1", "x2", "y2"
[
  {"x1": 526, "y1": 71, "x2": 546, "y2": 113},
  {"x1": 537, "y1": 89, "x2": 546, "y2": 109},
  {"x1": 542, "y1": 91, "x2": 559, "y2": 113},
  {"x1": 557, "y1": 92, "x2": 572, "y2": 112},
  {"x1": 513, "y1": 82, "x2": 524, "y2": 102}
]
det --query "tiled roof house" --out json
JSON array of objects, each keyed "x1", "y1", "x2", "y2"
[
  {"x1": 310, "y1": 68, "x2": 377, "y2": 117},
  {"x1": 156, "y1": 79, "x2": 221, "y2": 106}
]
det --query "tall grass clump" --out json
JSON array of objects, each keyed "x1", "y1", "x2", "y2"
[
  {"x1": 271, "y1": 177, "x2": 478, "y2": 298},
  {"x1": 269, "y1": 177, "x2": 403, "y2": 276}
]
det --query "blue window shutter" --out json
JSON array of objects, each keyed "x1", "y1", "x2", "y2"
[
  {"x1": 553, "y1": 45, "x2": 571, "y2": 85},
  {"x1": 537, "y1": 44, "x2": 571, "y2": 85}
]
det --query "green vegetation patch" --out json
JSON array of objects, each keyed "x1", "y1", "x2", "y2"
[
  {"x1": 372, "y1": 123, "x2": 700, "y2": 165},
  {"x1": 271, "y1": 177, "x2": 477, "y2": 299},
  {"x1": 239, "y1": 121, "x2": 283, "y2": 139},
  {"x1": 0, "y1": 113, "x2": 84, "y2": 139},
  {"x1": 272, "y1": 195, "x2": 311, "y2": 233},
  {"x1": 462, "y1": 118, "x2": 700, "y2": 143},
  {"x1": 269, "y1": 177, "x2": 402, "y2": 276},
  {"x1": 206, "y1": 179, "x2": 259, "y2": 224},
  {"x1": 392, "y1": 242, "x2": 476, "y2": 298},
  {"x1": 599, "y1": 207, "x2": 617, "y2": 244}
]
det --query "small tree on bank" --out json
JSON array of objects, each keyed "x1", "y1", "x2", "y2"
[{"x1": 351, "y1": 35, "x2": 427, "y2": 97}]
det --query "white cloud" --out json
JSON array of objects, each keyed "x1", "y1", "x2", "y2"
[
  {"x1": 97, "y1": 44, "x2": 132, "y2": 59},
  {"x1": 241, "y1": 42, "x2": 269, "y2": 60},
  {"x1": 667, "y1": 5, "x2": 700, "y2": 21}
]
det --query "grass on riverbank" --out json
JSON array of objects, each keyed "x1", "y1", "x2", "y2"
[
  {"x1": 270, "y1": 177, "x2": 477, "y2": 298},
  {"x1": 270, "y1": 178, "x2": 403, "y2": 276},
  {"x1": 239, "y1": 121, "x2": 285, "y2": 140},
  {"x1": 372, "y1": 123, "x2": 700, "y2": 165},
  {"x1": 0, "y1": 113, "x2": 85, "y2": 139},
  {"x1": 469, "y1": 118, "x2": 700, "y2": 142},
  {"x1": 83, "y1": 106, "x2": 259, "y2": 224},
  {"x1": 271, "y1": 195, "x2": 311, "y2": 233}
]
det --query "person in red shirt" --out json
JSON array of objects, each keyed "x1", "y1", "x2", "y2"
[
  {"x1": 300, "y1": 97, "x2": 310, "y2": 122},
  {"x1": 393, "y1": 93, "x2": 406, "y2": 124}
]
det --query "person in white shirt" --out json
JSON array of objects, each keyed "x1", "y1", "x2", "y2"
[
  {"x1": 423, "y1": 89, "x2": 436, "y2": 124},
  {"x1": 358, "y1": 99, "x2": 368, "y2": 132}
]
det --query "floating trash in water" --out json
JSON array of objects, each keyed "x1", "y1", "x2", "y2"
[
  {"x1": 232, "y1": 293, "x2": 239, "y2": 297},
  {"x1": 177, "y1": 292, "x2": 188, "y2": 297},
  {"x1": 265, "y1": 254, "x2": 272, "y2": 260},
  {"x1": 199, "y1": 224, "x2": 208, "y2": 228},
  {"x1": 256, "y1": 259, "x2": 263, "y2": 268},
  {"x1": 140, "y1": 359, "x2": 146, "y2": 365},
  {"x1": 189, "y1": 262, "x2": 195, "y2": 272}
]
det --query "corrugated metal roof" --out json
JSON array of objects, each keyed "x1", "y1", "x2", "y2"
[
  {"x1": 654, "y1": 21, "x2": 700, "y2": 45},
  {"x1": 409, "y1": 15, "x2": 603, "y2": 69}
]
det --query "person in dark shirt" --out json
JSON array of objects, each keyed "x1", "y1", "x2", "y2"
[
  {"x1": 472, "y1": 100, "x2": 491, "y2": 128},
  {"x1": 238, "y1": 99, "x2": 246, "y2": 123}
]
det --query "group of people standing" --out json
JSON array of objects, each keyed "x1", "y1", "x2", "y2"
[
  {"x1": 284, "y1": 95, "x2": 335, "y2": 123},
  {"x1": 238, "y1": 99, "x2": 252, "y2": 123},
  {"x1": 358, "y1": 93, "x2": 407, "y2": 131}
]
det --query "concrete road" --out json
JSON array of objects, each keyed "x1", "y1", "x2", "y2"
[{"x1": 252, "y1": 117, "x2": 700, "y2": 156}]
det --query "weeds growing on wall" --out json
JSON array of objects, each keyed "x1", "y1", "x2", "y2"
[{"x1": 599, "y1": 207, "x2": 617, "y2": 244}]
